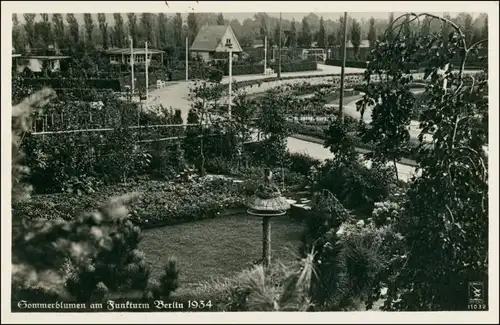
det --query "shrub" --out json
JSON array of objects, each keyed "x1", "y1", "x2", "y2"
[
  {"x1": 371, "y1": 201, "x2": 402, "y2": 227},
  {"x1": 315, "y1": 159, "x2": 395, "y2": 215},
  {"x1": 144, "y1": 258, "x2": 180, "y2": 300},
  {"x1": 205, "y1": 156, "x2": 234, "y2": 175},
  {"x1": 286, "y1": 152, "x2": 321, "y2": 176},
  {"x1": 302, "y1": 211, "x2": 402, "y2": 311},
  {"x1": 12, "y1": 192, "x2": 169, "y2": 304},
  {"x1": 179, "y1": 253, "x2": 316, "y2": 311},
  {"x1": 300, "y1": 190, "x2": 351, "y2": 255},
  {"x1": 149, "y1": 142, "x2": 181, "y2": 180}
]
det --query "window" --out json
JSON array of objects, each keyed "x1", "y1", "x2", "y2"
[{"x1": 226, "y1": 38, "x2": 231, "y2": 45}]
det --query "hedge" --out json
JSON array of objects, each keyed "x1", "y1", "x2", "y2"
[
  {"x1": 325, "y1": 59, "x2": 368, "y2": 69},
  {"x1": 119, "y1": 71, "x2": 169, "y2": 89},
  {"x1": 326, "y1": 58, "x2": 487, "y2": 70},
  {"x1": 221, "y1": 60, "x2": 318, "y2": 76},
  {"x1": 21, "y1": 78, "x2": 122, "y2": 91}
]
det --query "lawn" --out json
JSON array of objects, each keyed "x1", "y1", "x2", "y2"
[{"x1": 139, "y1": 213, "x2": 306, "y2": 287}]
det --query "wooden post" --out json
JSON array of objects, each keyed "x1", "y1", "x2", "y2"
[{"x1": 262, "y1": 216, "x2": 271, "y2": 267}]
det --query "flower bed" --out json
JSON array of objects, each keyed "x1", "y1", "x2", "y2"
[{"x1": 12, "y1": 179, "x2": 249, "y2": 228}]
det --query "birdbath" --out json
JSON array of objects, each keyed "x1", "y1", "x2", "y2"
[{"x1": 246, "y1": 168, "x2": 291, "y2": 267}]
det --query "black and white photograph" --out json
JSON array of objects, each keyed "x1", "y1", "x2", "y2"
[{"x1": 2, "y1": 1, "x2": 498, "y2": 323}]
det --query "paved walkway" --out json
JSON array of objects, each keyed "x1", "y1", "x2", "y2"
[
  {"x1": 286, "y1": 137, "x2": 419, "y2": 182},
  {"x1": 149, "y1": 64, "x2": 366, "y2": 123},
  {"x1": 148, "y1": 67, "x2": 419, "y2": 182},
  {"x1": 148, "y1": 66, "x2": 484, "y2": 182}
]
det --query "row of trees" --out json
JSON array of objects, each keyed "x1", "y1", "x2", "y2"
[{"x1": 12, "y1": 12, "x2": 488, "y2": 55}]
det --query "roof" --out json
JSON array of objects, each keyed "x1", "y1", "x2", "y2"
[
  {"x1": 106, "y1": 48, "x2": 165, "y2": 55},
  {"x1": 23, "y1": 55, "x2": 70, "y2": 59},
  {"x1": 190, "y1": 25, "x2": 232, "y2": 52}
]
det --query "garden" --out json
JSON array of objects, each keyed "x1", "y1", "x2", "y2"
[{"x1": 11, "y1": 13, "x2": 489, "y2": 312}]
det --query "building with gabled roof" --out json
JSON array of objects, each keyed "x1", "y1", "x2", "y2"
[
  {"x1": 190, "y1": 25, "x2": 243, "y2": 62},
  {"x1": 105, "y1": 48, "x2": 165, "y2": 65}
]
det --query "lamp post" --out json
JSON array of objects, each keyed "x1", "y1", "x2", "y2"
[
  {"x1": 145, "y1": 41, "x2": 149, "y2": 109},
  {"x1": 247, "y1": 169, "x2": 291, "y2": 267},
  {"x1": 226, "y1": 40, "x2": 233, "y2": 117},
  {"x1": 129, "y1": 35, "x2": 135, "y2": 96},
  {"x1": 264, "y1": 35, "x2": 267, "y2": 74},
  {"x1": 339, "y1": 12, "x2": 348, "y2": 124},
  {"x1": 185, "y1": 36, "x2": 189, "y2": 82},
  {"x1": 278, "y1": 12, "x2": 282, "y2": 78}
]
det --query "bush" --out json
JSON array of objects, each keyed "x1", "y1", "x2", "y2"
[
  {"x1": 300, "y1": 204, "x2": 402, "y2": 311},
  {"x1": 23, "y1": 127, "x2": 141, "y2": 193},
  {"x1": 12, "y1": 193, "x2": 180, "y2": 304},
  {"x1": 286, "y1": 152, "x2": 321, "y2": 176},
  {"x1": 301, "y1": 191, "x2": 351, "y2": 253},
  {"x1": 335, "y1": 221, "x2": 399, "y2": 309},
  {"x1": 144, "y1": 258, "x2": 180, "y2": 300},
  {"x1": 149, "y1": 142, "x2": 181, "y2": 180},
  {"x1": 371, "y1": 201, "x2": 402, "y2": 227},
  {"x1": 205, "y1": 156, "x2": 234, "y2": 175},
  {"x1": 178, "y1": 254, "x2": 316, "y2": 311},
  {"x1": 315, "y1": 159, "x2": 395, "y2": 215}
]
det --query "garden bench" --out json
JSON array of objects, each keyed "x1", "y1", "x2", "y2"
[
  {"x1": 156, "y1": 80, "x2": 166, "y2": 89},
  {"x1": 264, "y1": 68, "x2": 274, "y2": 76}
]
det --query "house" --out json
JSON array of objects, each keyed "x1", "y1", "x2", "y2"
[
  {"x1": 190, "y1": 25, "x2": 243, "y2": 62},
  {"x1": 15, "y1": 55, "x2": 70, "y2": 73},
  {"x1": 105, "y1": 48, "x2": 165, "y2": 65}
]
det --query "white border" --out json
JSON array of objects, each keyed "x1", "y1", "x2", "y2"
[{"x1": 2, "y1": 1, "x2": 499, "y2": 324}]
